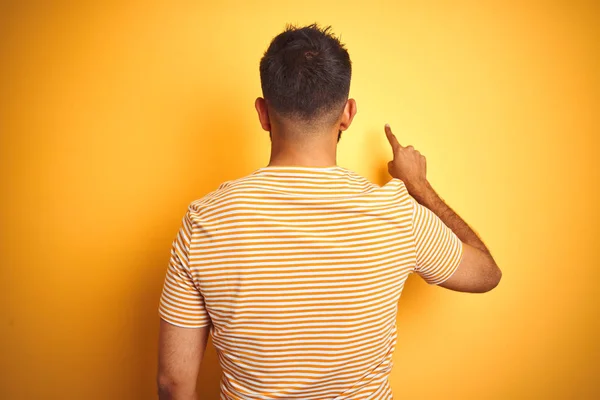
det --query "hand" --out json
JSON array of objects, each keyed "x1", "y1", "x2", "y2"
[{"x1": 384, "y1": 123, "x2": 430, "y2": 197}]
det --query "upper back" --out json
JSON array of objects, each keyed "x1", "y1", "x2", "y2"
[{"x1": 162, "y1": 165, "x2": 426, "y2": 399}]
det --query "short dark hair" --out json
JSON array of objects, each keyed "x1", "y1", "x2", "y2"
[{"x1": 259, "y1": 23, "x2": 352, "y2": 126}]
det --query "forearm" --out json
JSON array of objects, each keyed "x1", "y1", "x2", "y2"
[{"x1": 410, "y1": 180, "x2": 491, "y2": 256}]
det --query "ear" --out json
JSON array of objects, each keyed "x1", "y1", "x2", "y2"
[
  {"x1": 255, "y1": 97, "x2": 271, "y2": 132},
  {"x1": 339, "y1": 98, "x2": 357, "y2": 131}
]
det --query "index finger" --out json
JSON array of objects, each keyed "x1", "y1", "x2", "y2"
[{"x1": 384, "y1": 123, "x2": 402, "y2": 150}]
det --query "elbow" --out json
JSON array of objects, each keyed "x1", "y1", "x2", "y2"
[
  {"x1": 157, "y1": 375, "x2": 195, "y2": 400},
  {"x1": 157, "y1": 375, "x2": 175, "y2": 400},
  {"x1": 476, "y1": 251, "x2": 502, "y2": 293},
  {"x1": 482, "y1": 266, "x2": 502, "y2": 293}
]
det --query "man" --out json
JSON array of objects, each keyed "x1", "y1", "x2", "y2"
[{"x1": 157, "y1": 23, "x2": 501, "y2": 400}]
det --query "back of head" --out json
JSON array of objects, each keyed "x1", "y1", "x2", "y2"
[{"x1": 259, "y1": 23, "x2": 352, "y2": 132}]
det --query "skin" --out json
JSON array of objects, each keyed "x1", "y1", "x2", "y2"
[
  {"x1": 383, "y1": 124, "x2": 502, "y2": 293},
  {"x1": 157, "y1": 97, "x2": 501, "y2": 399},
  {"x1": 254, "y1": 97, "x2": 357, "y2": 167},
  {"x1": 157, "y1": 319, "x2": 210, "y2": 400}
]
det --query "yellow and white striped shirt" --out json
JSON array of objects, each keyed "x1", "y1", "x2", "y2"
[{"x1": 159, "y1": 165, "x2": 463, "y2": 400}]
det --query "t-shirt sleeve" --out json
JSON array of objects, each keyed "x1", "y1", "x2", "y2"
[
  {"x1": 159, "y1": 206, "x2": 212, "y2": 328},
  {"x1": 410, "y1": 195, "x2": 464, "y2": 285}
]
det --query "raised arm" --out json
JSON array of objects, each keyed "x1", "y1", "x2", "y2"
[
  {"x1": 384, "y1": 123, "x2": 502, "y2": 293},
  {"x1": 409, "y1": 180, "x2": 501, "y2": 292}
]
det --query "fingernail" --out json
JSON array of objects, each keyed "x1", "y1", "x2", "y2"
[{"x1": 385, "y1": 123, "x2": 390, "y2": 128}]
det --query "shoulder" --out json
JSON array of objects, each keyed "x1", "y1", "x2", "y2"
[
  {"x1": 380, "y1": 177, "x2": 411, "y2": 198},
  {"x1": 342, "y1": 168, "x2": 412, "y2": 200},
  {"x1": 363, "y1": 176, "x2": 414, "y2": 213},
  {"x1": 186, "y1": 172, "x2": 260, "y2": 217}
]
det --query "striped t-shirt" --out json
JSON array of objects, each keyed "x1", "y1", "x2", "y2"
[{"x1": 159, "y1": 165, "x2": 464, "y2": 400}]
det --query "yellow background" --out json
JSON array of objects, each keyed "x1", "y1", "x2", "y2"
[{"x1": 1, "y1": 1, "x2": 598, "y2": 399}]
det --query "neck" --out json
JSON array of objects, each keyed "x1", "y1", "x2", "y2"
[{"x1": 267, "y1": 130, "x2": 338, "y2": 168}]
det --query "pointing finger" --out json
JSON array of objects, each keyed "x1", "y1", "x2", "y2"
[{"x1": 384, "y1": 123, "x2": 401, "y2": 150}]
